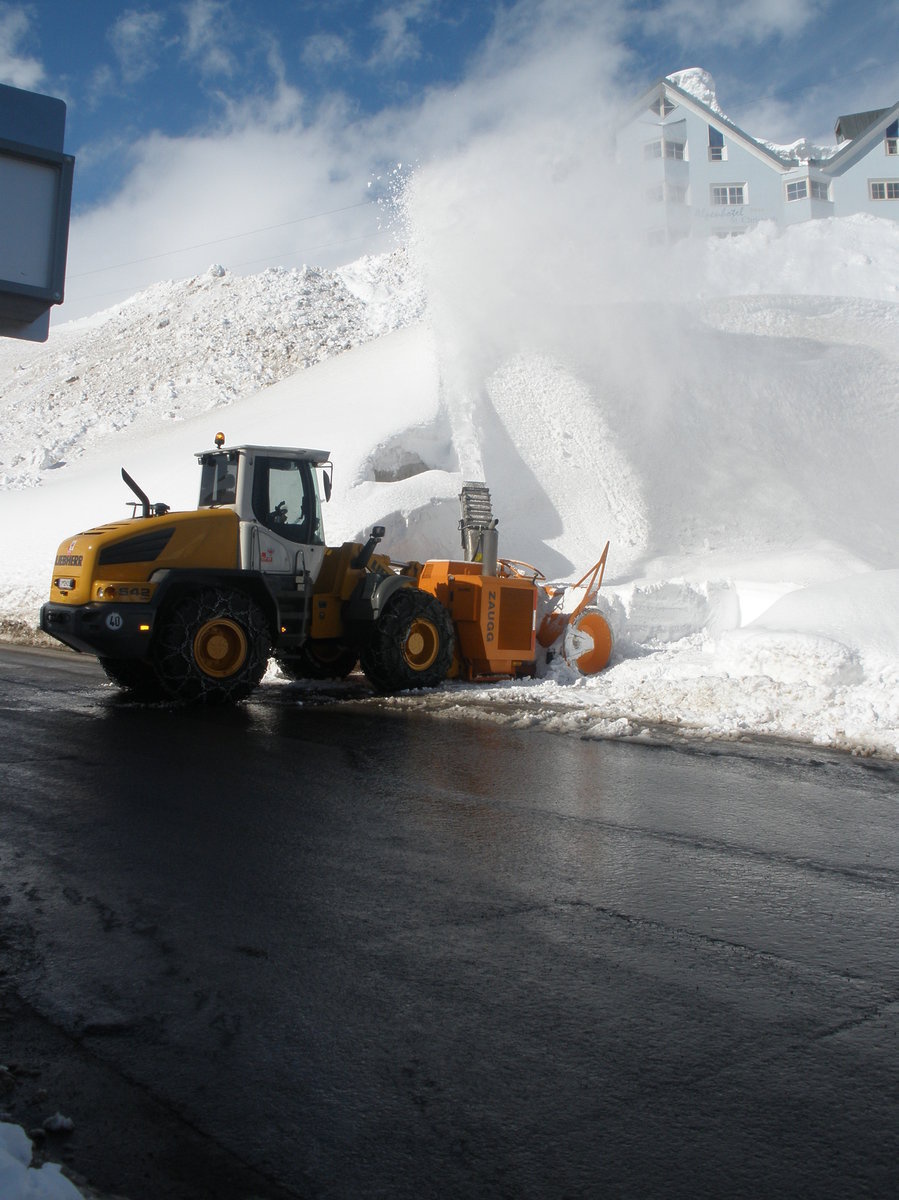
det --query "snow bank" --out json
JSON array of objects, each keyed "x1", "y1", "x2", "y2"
[{"x1": 0, "y1": 213, "x2": 897, "y2": 758}]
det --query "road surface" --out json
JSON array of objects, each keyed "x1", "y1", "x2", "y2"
[{"x1": 1, "y1": 644, "x2": 897, "y2": 1199}]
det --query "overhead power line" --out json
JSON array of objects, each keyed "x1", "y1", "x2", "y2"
[
  {"x1": 68, "y1": 228, "x2": 395, "y2": 307},
  {"x1": 69, "y1": 200, "x2": 376, "y2": 279}
]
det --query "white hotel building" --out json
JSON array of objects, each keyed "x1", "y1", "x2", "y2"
[{"x1": 616, "y1": 70, "x2": 899, "y2": 240}]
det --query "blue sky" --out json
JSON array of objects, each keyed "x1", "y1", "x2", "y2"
[{"x1": 2, "y1": 0, "x2": 897, "y2": 319}]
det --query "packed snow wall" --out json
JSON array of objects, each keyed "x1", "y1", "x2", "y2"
[{"x1": 402, "y1": 112, "x2": 899, "y2": 584}]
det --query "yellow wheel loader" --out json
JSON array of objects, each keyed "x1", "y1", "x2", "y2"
[{"x1": 40, "y1": 434, "x2": 613, "y2": 703}]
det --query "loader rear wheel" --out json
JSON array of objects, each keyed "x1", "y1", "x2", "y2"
[
  {"x1": 99, "y1": 656, "x2": 166, "y2": 700},
  {"x1": 360, "y1": 587, "x2": 454, "y2": 693},
  {"x1": 276, "y1": 640, "x2": 358, "y2": 681},
  {"x1": 154, "y1": 587, "x2": 270, "y2": 704}
]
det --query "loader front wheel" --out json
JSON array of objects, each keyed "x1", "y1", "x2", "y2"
[
  {"x1": 154, "y1": 587, "x2": 270, "y2": 704},
  {"x1": 360, "y1": 587, "x2": 454, "y2": 693},
  {"x1": 99, "y1": 656, "x2": 166, "y2": 700}
]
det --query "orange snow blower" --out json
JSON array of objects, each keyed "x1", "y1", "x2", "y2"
[{"x1": 415, "y1": 483, "x2": 613, "y2": 680}]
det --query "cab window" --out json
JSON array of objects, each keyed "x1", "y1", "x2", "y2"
[
  {"x1": 198, "y1": 454, "x2": 238, "y2": 506},
  {"x1": 252, "y1": 457, "x2": 323, "y2": 544}
]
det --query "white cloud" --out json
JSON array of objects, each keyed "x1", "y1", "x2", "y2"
[
  {"x1": 369, "y1": 0, "x2": 435, "y2": 67},
  {"x1": 0, "y1": 4, "x2": 44, "y2": 89},
  {"x1": 63, "y1": 103, "x2": 393, "y2": 318},
  {"x1": 84, "y1": 62, "x2": 119, "y2": 110},
  {"x1": 302, "y1": 31, "x2": 352, "y2": 70},
  {"x1": 181, "y1": 0, "x2": 236, "y2": 77},
  {"x1": 640, "y1": 0, "x2": 825, "y2": 45},
  {"x1": 108, "y1": 9, "x2": 166, "y2": 82},
  {"x1": 60, "y1": 0, "x2": 635, "y2": 321}
]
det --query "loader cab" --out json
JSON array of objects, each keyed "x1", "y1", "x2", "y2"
[{"x1": 196, "y1": 441, "x2": 332, "y2": 581}]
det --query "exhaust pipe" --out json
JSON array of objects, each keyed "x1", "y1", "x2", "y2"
[
  {"x1": 477, "y1": 524, "x2": 498, "y2": 577},
  {"x1": 122, "y1": 467, "x2": 150, "y2": 518}
]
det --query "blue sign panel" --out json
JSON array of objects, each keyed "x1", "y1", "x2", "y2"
[{"x1": 0, "y1": 82, "x2": 75, "y2": 342}]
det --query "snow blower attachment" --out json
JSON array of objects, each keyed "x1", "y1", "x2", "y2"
[
  {"x1": 39, "y1": 440, "x2": 613, "y2": 704},
  {"x1": 535, "y1": 545, "x2": 613, "y2": 675},
  {"x1": 414, "y1": 483, "x2": 613, "y2": 680},
  {"x1": 457, "y1": 479, "x2": 613, "y2": 675}
]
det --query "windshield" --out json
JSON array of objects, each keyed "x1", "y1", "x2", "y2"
[{"x1": 198, "y1": 454, "x2": 238, "y2": 506}]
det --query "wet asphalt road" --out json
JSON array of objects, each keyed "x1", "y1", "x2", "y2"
[{"x1": 0, "y1": 643, "x2": 897, "y2": 1200}]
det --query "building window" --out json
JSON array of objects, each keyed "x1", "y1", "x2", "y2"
[
  {"x1": 644, "y1": 139, "x2": 686, "y2": 161},
  {"x1": 810, "y1": 180, "x2": 830, "y2": 200},
  {"x1": 886, "y1": 119, "x2": 898, "y2": 156},
  {"x1": 708, "y1": 126, "x2": 726, "y2": 161},
  {"x1": 711, "y1": 184, "x2": 745, "y2": 205},
  {"x1": 668, "y1": 184, "x2": 688, "y2": 204},
  {"x1": 786, "y1": 180, "x2": 808, "y2": 202},
  {"x1": 650, "y1": 96, "x2": 676, "y2": 117},
  {"x1": 870, "y1": 180, "x2": 899, "y2": 200}
]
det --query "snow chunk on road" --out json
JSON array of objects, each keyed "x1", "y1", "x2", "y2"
[{"x1": 0, "y1": 1122, "x2": 85, "y2": 1200}]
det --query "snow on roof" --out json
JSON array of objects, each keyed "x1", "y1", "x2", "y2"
[
  {"x1": 665, "y1": 67, "x2": 725, "y2": 116},
  {"x1": 662, "y1": 67, "x2": 839, "y2": 165}
]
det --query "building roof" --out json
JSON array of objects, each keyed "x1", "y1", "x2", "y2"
[
  {"x1": 622, "y1": 72, "x2": 899, "y2": 182},
  {"x1": 824, "y1": 101, "x2": 899, "y2": 175},
  {"x1": 623, "y1": 75, "x2": 797, "y2": 172},
  {"x1": 834, "y1": 109, "x2": 890, "y2": 142}
]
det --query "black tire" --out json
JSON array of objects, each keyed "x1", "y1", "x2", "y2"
[
  {"x1": 99, "y1": 656, "x2": 166, "y2": 700},
  {"x1": 276, "y1": 639, "x2": 358, "y2": 681},
  {"x1": 153, "y1": 587, "x2": 270, "y2": 704},
  {"x1": 359, "y1": 587, "x2": 454, "y2": 693}
]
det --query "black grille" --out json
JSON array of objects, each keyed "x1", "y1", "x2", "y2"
[{"x1": 99, "y1": 526, "x2": 174, "y2": 565}]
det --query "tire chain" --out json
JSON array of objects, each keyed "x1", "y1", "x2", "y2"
[
  {"x1": 154, "y1": 587, "x2": 270, "y2": 704},
  {"x1": 359, "y1": 587, "x2": 454, "y2": 693}
]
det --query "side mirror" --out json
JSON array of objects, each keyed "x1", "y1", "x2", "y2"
[{"x1": 350, "y1": 525, "x2": 386, "y2": 570}]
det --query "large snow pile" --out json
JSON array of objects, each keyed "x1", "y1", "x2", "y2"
[
  {"x1": 0, "y1": 251, "x2": 423, "y2": 490},
  {"x1": 0, "y1": 208, "x2": 896, "y2": 757}
]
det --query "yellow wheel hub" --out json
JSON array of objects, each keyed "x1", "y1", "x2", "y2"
[
  {"x1": 403, "y1": 618, "x2": 440, "y2": 671},
  {"x1": 194, "y1": 618, "x2": 248, "y2": 678}
]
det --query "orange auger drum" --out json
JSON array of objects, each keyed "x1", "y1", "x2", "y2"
[{"x1": 535, "y1": 543, "x2": 614, "y2": 675}]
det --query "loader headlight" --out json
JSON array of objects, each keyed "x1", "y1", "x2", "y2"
[{"x1": 97, "y1": 585, "x2": 116, "y2": 598}]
